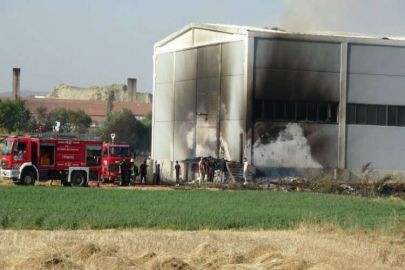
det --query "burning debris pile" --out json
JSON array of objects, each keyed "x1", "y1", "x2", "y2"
[{"x1": 255, "y1": 175, "x2": 405, "y2": 199}]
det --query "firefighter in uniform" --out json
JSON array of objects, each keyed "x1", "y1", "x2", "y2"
[{"x1": 118, "y1": 159, "x2": 128, "y2": 186}]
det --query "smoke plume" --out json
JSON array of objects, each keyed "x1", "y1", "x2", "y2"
[{"x1": 281, "y1": 0, "x2": 405, "y2": 37}]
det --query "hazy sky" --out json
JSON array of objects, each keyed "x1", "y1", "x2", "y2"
[{"x1": 1, "y1": 0, "x2": 405, "y2": 94}]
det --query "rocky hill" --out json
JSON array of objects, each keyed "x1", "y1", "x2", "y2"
[{"x1": 46, "y1": 83, "x2": 152, "y2": 103}]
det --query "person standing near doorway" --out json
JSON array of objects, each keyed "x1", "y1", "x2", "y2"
[
  {"x1": 198, "y1": 158, "x2": 205, "y2": 185},
  {"x1": 140, "y1": 160, "x2": 147, "y2": 184},
  {"x1": 219, "y1": 158, "x2": 226, "y2": 183},
  {"x1": 129, "y1": 158, "x2": 138, "y2": 186},
  {"x1": 174, "y1": 161, "x2": 181, "y2": 186},
  {"x1": 156, "y1": 164, "x2": 161, "y2": 185},
  {"x1": 209, "y1": 158, "x2": 216, "y2": 182},
  {"x1": 243, "y1": 157, "x2": 249, "y2": 185},
  {"x1": 152, "y1": 161, "x2": 157, "y2": 185}
]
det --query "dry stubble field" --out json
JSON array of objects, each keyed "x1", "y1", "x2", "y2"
[
  {"x1": 0, "y1": 176, "x2": 405, "y2": 269},
  {"x1": 0, "y1": 228, "x2": 404, "y2": 270}
]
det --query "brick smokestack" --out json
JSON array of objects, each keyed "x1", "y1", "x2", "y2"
[
  {"x1": 12, "y1": 68, "x2": 21, "y2": 99},
  {"x1": 127, "y1": 78, "x2": 137, "y2": 102}
]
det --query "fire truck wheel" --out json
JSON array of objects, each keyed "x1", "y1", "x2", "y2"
[
  {"x1": 21, "y1": 170, "x2": 36, "y2": 186},
  {"x1": 12, "y1": 179, "x2": 21, "y2": 185},
  {"x1": 71, "y1": 172, "x2": 86, "y2": 187},
  {"x1": 120, "y1": 177, "x2": 129, "y2": 186},
  {"x1": 61, "y1": 179, "x2": 71, "y2": 187}
]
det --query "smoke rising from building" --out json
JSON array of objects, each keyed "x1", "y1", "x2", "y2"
[{"x1": 281, "y1": 0, "x2": 405, "y2": 36}]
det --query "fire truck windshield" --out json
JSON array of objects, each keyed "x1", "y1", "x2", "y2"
[
  {"x1": 109, "y1": 147, "x2": 130, "y2": 157},
  {"x1": 2, "y1": 140, "x2": 13, "y2": 156}
]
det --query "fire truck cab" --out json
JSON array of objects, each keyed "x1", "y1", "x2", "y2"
[
  {"x1": 101, "y1": 143, "x2": 131, "y2": 183},
  {"x1": 1, "y1": 135, "x2": 102, "y2": 186}
]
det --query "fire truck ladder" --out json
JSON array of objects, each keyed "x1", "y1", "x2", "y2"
[{"x1": 30, "y1": 132, "x2": 101, "y2": 141}]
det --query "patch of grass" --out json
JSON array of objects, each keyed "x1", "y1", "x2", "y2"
[{"x1": 0, "y1": 186, "x2": 404, "y2": 232}]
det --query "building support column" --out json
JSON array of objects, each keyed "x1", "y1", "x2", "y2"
[
  {"x1": 338, "y1": 43, "x2": 348, "y2": 169},
  {"x1": 216, "y1": 44, "x2": 222, "y2": 159},
  {"x1": 171, "y1": 52, "x2": 176, "y2": 162},
  {"x1": 151, "y1": 53, "x2": 157, "y2": 159},
  {"x1": 245, "y1": 35, "x2": 255, "y2": 164}
]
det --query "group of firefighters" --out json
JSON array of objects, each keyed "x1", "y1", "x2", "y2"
[
  {"x1": 117, "y1": 156, "x2": 248, "y2": 186},
  {"x1": 117, "y1": 158, "x2": 147, "y2": 186},
  {"x1": 117, "y1": 159, "x2": 181, "y2": 186},
  {"x1": 198, "y1": 157, "x2": 227, "y2": 184}
]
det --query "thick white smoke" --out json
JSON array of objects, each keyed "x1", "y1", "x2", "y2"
[{"x1": 281, "y1": 0, "x2": 405, "y2": 36}]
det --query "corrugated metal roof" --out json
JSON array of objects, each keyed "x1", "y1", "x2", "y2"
[
  {"x1": 155, "y1": 22, "x2": 405, "y2": 48},
  {"x1": 207, "y1": 23, "x2": 405, "y2": 40}
]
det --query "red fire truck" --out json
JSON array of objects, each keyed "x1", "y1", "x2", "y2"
[
  {"x1": 101, "y1": 142, "x2": 131, "y2": 184},
  {"x1": 0, "y1": 133, "x2": 132, "y2": 186}
]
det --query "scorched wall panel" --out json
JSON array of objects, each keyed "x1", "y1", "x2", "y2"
[
  {"x1": 174, "y1": 121, "x2": 195, "y2": 160},
  {"x1": 254, "y1": 39, "x2": 341, "y2": 72},
  {"x1": 220, "y1": 76, "x2": 245, "y2": 120},
  {"x1": 221, "y1": 41, "x2": 245, "y2": 76},
  {"x1": 174, "y1": 80, "x2": 196, "y2": 121},
  {"x1": 219, "y1": 41, "x2": 245, "y2": 161},
  {"x1": 252, "y1": 38, "x2": 340, "y2": 169},
  {"x1": 175, "y1": 49, "x2": 197, "y2": 82},
  {"x1": 254, "y1": 69, "x2": 340, "y2": 102},
  {"x1": 197, "y1": 45, "x2": 220, "y2": 79},
  {"x1": 253, "y1": 122, "x2": 338, "y2": 169},
  {"x1": 154, "y1": 121, "x2": 173, "y2": 160},
  {"x1": 154, "y1": 83, "x2": 174, "y2": 122},
  {"x1": 196, "y1": 78, "x2": 219, "y2": 157},
  {"x1": 220, "y1": 120, "x2": 245, "y2": 162}
]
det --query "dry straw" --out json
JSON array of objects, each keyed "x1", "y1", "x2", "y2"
[{"x1": 0, "y1": 229, "x2": 404, "y2": 270}]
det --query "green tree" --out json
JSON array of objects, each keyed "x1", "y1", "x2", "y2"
[
  {"x1": 46, "y1": 108, "x2": 68, "y2": 131},
  {"x1": 36, "y1": 105, "x2": 48, "y2": 125},
  {"x1": 0, "y1": 98, "x2": 34, "y2": 133},
  {"x1": 13, "y1": 98, "x2": 34, "y2": 132},
  {"x1": 103, "y1": 109, "x2": 151, "y2": 151},
  {"x1": 141, "y1": 111, "x2": 152, "y2": 127},
  {"x1": 66, "y1": 109, "x2": 92, "y2": 133},
  {"x1": 106, "y1": 90, "x2": 115, "y2": 122},
  {"x1": 0, "y1": 99, "x2": 16, "y2": 132},
  {"x1": 43, "y1": 108, "x2": 92, "y2": 133}
]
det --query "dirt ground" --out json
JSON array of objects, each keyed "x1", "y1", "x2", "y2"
[
  {"x1": 0, "y1": 228, "x2": 404, "y2": 270},
  {"x1": 0, "y1": 176, "x2": 219, "y2": 191}
]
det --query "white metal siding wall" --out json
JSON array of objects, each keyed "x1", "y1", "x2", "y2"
[
  {"x1": 153, "y1": 53, "x2": 174, "y2": 160},
  {"x1": 153, "y1": 41, "x2": 246, "y2": 162},
  {"x1": 220, "y1": 41, "x2": 245, "y2": 161},
  {"x1": 173, "y1": 49, "x2": 197, "y2": 160},
  {"x1": 347, "y1": 44, "x2": 405, "y2": 171}
]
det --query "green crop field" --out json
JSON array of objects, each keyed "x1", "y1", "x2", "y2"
[{"x1": 0, "y1": 186, "x2": 404, "y2": 232}]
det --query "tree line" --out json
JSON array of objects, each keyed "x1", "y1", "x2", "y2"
[{"x1": 0, "y1": 98, "x2": 152, "y2": 151}]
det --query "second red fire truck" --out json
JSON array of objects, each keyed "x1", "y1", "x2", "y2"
[{"x1": 0, "y1": 133, "x2": 131, "y2": 186}]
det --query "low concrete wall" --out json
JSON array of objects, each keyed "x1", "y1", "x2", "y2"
[{"x1": 152, "y1": 160, "x2": 199, "y2": 183}]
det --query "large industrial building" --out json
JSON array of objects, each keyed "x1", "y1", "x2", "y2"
[{"x1": 152, "y1": 23, "x2": 405, "y2": 178}]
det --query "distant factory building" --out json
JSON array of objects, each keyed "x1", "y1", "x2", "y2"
[
  {"x1": 0, "y1": 97, "x2": 152, "y2": 126},
  {"x1": 152, "y1": 23, "x2": 405, "y2": 177},
  {"x1": 1, "y1": 72, "x2": 152, "y2": 127}
]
